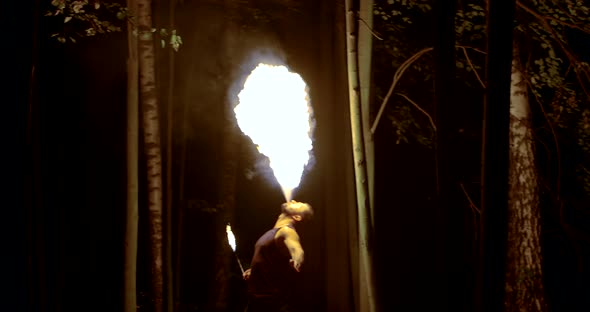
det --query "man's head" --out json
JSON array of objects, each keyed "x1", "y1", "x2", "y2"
[{"x1": 281, "y1": 200, "x2": 313, "y2": 222}]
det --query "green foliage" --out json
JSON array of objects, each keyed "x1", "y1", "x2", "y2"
[
  {"x1": 455, "y1": 2, "x2": 486, "y2": 42},
  {"x1": 373, "y1": 0, "x2": 436, "y2": 147},
  {"x1": 45, "y1": 0, "x2": 127, "y2": 43},
  {"x1": 513, "y1": 1, "x2": 590, "y2": 194},
  {"x1": 386, "y1": 104, "x2": 433, "y2": 146},
  {"x1": 45, "y1": 0, "x2": 183, "y2": 51},
  {"x1": 158, "y1": 28, "x2": 183, "y2": 52},
  {"x1": 373, "y1": 0, "x2": 590, "y2": 194}
]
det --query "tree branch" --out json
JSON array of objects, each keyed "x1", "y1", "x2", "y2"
[
  {"x1": 460, "y1": 182, "x2": 481, "y2": 215},
  {"x1": 371, "y1": 47, "x2": 433, "y2": 134},
  {"x1": 371, "y1": 44, "x2": 489, "y2": 133},
  {"x1": 359, "y1": 16, "x2": 384, "y2": 41},
  {"x1": 460, "y1": 46, "x2": 486, "y2": 89},
  {"x1": 517, "y1": 0, "x2": 590, "y2": 99},
  {"x1": 524, "y1": 75, "x2": 562, "y2": 200},
  {"x1": 517, "y1": 0, "x2": 590, "y2": 35},
  {"x1": 396, "y1": 92, "x2": 436, "y2": 132}
]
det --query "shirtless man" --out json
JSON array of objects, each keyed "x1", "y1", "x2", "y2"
[{"x1": 243, "y1": 200, "x2": 314, "y2": 312}]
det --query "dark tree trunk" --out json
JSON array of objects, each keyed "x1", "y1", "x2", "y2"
[
  {"x1": 479, "y1": 1, "x2": 515, "y2": 311},
  {"x1": 124, "y1": 0, "x2": 140, "y2": 311},
  {"x1": 211, "y1": 1, "x2": 242, "y2": 310}
]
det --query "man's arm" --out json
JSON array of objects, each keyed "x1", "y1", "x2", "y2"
[{"x1": 276, "y1": 227, "x2": 304, "y2": 272}]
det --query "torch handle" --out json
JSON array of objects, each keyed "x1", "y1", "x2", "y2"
[{"x1": 236, "y1": 254, "x2": 245, "y2": 274}]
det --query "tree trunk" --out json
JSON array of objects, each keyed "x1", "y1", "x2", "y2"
[
  {"x1": 479, "y1": 1, "x2": 514, "y2": 311},
  {"x1": 504, "y1": 44, "x2": 548, "y2": 312},
  {"x1": 344, "y1": 0, "x2": 377, "y2": 311},
  {"x1": 164, "y1": 1, "x2": 176, "y2": 311},
  {"x1": 26, "y1": 0, "x2": 47, "y2": 310},
  {"x1": 209, "y1": 2, "x2": 242, "y2": 310},
  {"x1": 359, "y1": 0, "x2": 374, "y2": 223},
  {"x1": 137, "y1": 0, "x2": 165, "y2": 311},
  {"x1": 124, "y1": 0, "x2": 140, "y2": 310},
  {"x1": 358, "y1": 1, "x2": 375, "y2": 308}
]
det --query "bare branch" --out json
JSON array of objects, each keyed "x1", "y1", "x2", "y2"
[
  {"x1": 460, "y1": 46, "x2": 486, "y2": 89},
  {"x1": 460, "y1": 182, "x2": 481, "y2": 214},
  {"x1": 395, "y1": 92, "x2": 436, "y2": 132},
  {"x1": 358, "y1": 16, "x2": 384, "y2": 41},
  {"x1": 517, "y1": 0, "x2": 590, "y2": 35},
  {"x1": 457, "y1": 45, "x2": 487, "y2": 55},
  {"x1": 371, "y1": 47, "x2": 433, "y2": 134}
]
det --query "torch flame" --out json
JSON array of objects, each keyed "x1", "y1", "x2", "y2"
[
  {"x1": 234, "y1": 63, "x2": 313, "y2": 201},
  {"x1": 226, "y1": 224, "x2": 236, "y2": 252}
]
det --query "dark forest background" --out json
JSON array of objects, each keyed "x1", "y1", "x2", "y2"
[{"x1": 4, "y1": 0, "x2": 590, "y2": 312}]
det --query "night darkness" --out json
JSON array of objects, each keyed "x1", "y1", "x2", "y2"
[{"x1": 4, "y1": 0, "x2": 590, "y2": 312}]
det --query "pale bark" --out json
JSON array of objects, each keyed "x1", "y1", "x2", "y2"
[
  {"x1": 504, "y1": 44, "x2": 548, "y2": 312},
  {"x1": 345, "y1": 0, "x2": 377, "y2": 311},
  {"x1": 359, "y1": 0, "x2": 374, "y2": 224},
  {"x1": 137, "y1": 0, "x2": 165, "y2": 311},
  {"x1": 358, "y1": 1, "x2": 375, "y2": 311},
  {"x1": 124, "y1": 0, "x2": 139, "y2": 311}
]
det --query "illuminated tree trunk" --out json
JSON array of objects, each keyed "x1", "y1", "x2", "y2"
[
  {"x1": 504, "y1": 44, "x2": 548, "y2": 312},
  {"x1": 137, "y1": 0, "x2": 165, "y2": 311},
  {"x1": 345, "y1": 0, "x2": 377, "y2": 311},
  {"x1": 124, "y1": 0, "x2": 139, "y2": 311},
  {"x1": 359, "y1": 0, "x2": 374, "y2": 221}
]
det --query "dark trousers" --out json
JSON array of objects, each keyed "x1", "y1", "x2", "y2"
[{"x1": 245, "y1": 296, "x2": 290, "y2": 312}]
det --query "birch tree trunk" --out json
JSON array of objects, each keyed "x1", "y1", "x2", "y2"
[
  {"x1": 357, "y1": 8, "x2": 375, "y2": 309},
  {"x1": 124, "y1": 0, "x2": 139, "y2": 311},
  {"x1": 504, "y1": 44, "x2": 548, "y2": 312},
  {"x1": 359, "y1": 0, "x2": 374, "y2": 223},
  {"x1": 345, "y1": 0, "x2": 377, "y2": 311},
  {"x1": 137, "y1": 1, "x2": 165, "y2": 311}
]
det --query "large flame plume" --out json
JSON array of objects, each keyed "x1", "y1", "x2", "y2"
[{"x1": 234, "y1": 63, "x2": 313, "y2": 201}]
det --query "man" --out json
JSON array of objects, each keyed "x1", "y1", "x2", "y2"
[{"x1": 242, "y1": 200, "x2": 314, "y2": 312}]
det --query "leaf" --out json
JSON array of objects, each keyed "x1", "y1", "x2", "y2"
[
  {"x1": 64, "y1": 16, "x2": 72, "y2": 23},
  {"x1": 95, "y1": 2, "x2": 100, "y2": 9}
]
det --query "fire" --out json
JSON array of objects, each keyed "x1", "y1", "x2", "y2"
[
  {"x1": 234, "y1": 63, "x2": 313, "y2": 201},
  {"x1": 226, "y1": 224, "x2": 237, "y2": 252}
]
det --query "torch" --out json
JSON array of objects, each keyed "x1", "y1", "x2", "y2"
[{"x1": 226, "y1": 223, "x2": 245, "y2": 274}]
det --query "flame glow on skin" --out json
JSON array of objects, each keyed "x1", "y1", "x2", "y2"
[{"x1": 234, "y1": 63, "x2": 313, "y2": 201}]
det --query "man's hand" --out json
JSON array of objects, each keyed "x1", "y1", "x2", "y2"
[
  {"x1": 243, "y1": 268, "x2": 251, "y2": 280},
  {"x1": 290, "y1": 259, "x2": 302, "y2": 272}
]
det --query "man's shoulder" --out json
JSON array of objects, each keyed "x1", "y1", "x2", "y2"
[{"x1": 274, "y1": 225, "x2": 298, "y2": 239}]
